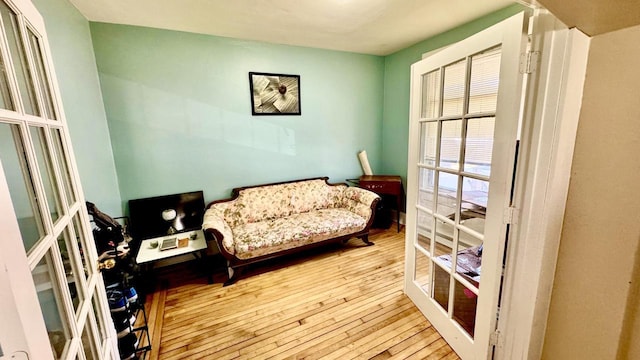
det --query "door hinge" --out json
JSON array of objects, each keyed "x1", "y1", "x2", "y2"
[
  {"x1": 489, "y1": 330, "x2": 502, "y2": 347},
  {"x1": 503, "y1": 206, "x2": 518, "y2": 225},
  {"x1": 519, "y1": 51, "x2": 540, "y2": 74}
]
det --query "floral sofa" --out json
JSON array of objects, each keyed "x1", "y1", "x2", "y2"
[{"x1": 203, "y1": 177, "x2": 380, "y2": 285}]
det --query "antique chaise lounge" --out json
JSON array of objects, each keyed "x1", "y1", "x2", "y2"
[{"x1": 202, "y1": 177, "x2": 380, "y2": 285}]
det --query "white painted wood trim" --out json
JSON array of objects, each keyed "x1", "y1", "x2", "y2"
[
  {"x1": 406, "y1": 12, "x2": 529, "y2": 359},
  {"x1": 496, "y1": 10, "x2": 590, "y2": 360},
  {"x1": 0, "y1": 160, "x2": 53, "y2": 360},
  {"x1": 0, "y1": 0, "x2": 118, "y2": 358}
]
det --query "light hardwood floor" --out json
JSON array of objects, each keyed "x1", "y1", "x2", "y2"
[{"x1": 142, "y1": 227, "x2": 460, "y2": 360}]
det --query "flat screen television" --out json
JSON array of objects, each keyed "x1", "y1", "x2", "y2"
[{"x1": 128, "y1": 191, "x2": 205, "y2": 240}]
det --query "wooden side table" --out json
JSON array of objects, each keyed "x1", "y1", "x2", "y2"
[{"x1": 358, "y1": 175, "x2": 404, "y2": 232}]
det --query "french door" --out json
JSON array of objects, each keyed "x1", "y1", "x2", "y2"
[
  {"x1": 0, "y1": 0, "x2": 116, "y2": 359},
  {"x1": 404, "y1": 12, "x2": 528, "y2": 359}
]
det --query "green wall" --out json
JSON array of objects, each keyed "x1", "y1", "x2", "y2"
[
  {"x1": 32, "y1": 0, "x2": 122, "y2": 215},
  {"x1": 90, "y1": 23, "x2": 384, "y2": 205},
  {"x1": 379, "y1": 4, "x2": 526, "y2": 181},
  {"x1": 28, "y1": 0, "x2": 524, "y2": 214}
]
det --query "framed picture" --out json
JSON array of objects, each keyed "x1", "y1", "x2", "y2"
[{"x1": 249, "y1": 72, "x2": 301, "y2": 115}]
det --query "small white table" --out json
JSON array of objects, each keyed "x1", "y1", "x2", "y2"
[
  {"x1": 135, "y1": 230, "x2": 212, "y2": 283},
  {"x1": 136, "y1": 230, "x2": 207, "y2": 264}
]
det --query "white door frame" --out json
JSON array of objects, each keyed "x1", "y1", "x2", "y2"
[
  {"x1": 496, "y1": 10, "x2": 590, "y2": 359},
  {"x1": 0, "y1": 0, "x2": 118, "y2": 358},
  {"x1": 405, "y1": 12, "x2": 529, "y2": 359},
  {"x1": 0, "y1": 160, "x2": 52, "y2": 359}
]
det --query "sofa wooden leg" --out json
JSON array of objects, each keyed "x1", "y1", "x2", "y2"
[
  {"x1": 360, "y1": 234, "x2": 374, "y2": 246},
  {"x1": 223, "y1": 275, "x2": 237, "y2": 287},
  {"x1": 223, "y1": 263, "x2": 243, "y2": 286}
]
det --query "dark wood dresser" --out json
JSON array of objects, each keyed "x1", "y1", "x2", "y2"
[{"x1": 358, "y1": 175, "x2": 404, "y2": 232}]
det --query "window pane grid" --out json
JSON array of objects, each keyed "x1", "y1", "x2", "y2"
[
  {"x1": 0, "y1": 35, "x2": 14, "y2": 109},
  {"x1": 0, "y1": 2, "x2": 38, "y2": 115},
  {"x1": 411, "y1": 45, "x2": 504, "y2": 341},
  {"x1": 416, "y1": 208, "x2": 434, "y2": 251},
  {"x1": 419, "y1": 121, "x2": 438, "y2": 167},
  {"x1": 438, "y1": 120, "x2": 462, "y2": 171},
  {"x1": 72, "y1": 212, "x2": 95, "y2": 279},
  {"x1": 32, "y1": 249, "x2": 73, "y2": 359},
  {"x1": 421, "y1": 112, "x2": 496, "y2": 123},
  {"x1": 442, "y1": 59, "x2": 466, "y2": 116},
  {"x1": 417, "y1": 167, "x2": 436, "y2": 212},
  {"x1": 468, "y1": 47, "x2": 501, "y2": 114},
  {"x1": 50, "y1": 127, "x2": 77, "y2": 206},
  {"x1": 1, "y1": 1, "x2": 107, "y2": 358},
  {"x1": 91, "y1": 290, "x2": 108, "y2": 350},
  {"x1": 435, "y1": 171, "x2": 458, "y2": 217},
  {"x1": 29, "y1": 125, "x2": 63, "y2": 224},
  {"x1": 414, "y1": 250, "x2": 433, "y2": 296},
  {"x1": 453, "y1": 279, "x2": 478, "y2": 337},
  {"x1": 57, "y1": 224, "x2": 87, "y2": 316},
  {"x1": 0, "y1": 122, "x2": 46, "y2": 252},
  {"x1": 432, "y1": 259, "x2": 451, "y2": 312},
  {"x1": 27, "y1": 26, "x2": 56, "y2": 120},
  {"x1": 81, "y1": 312, "x2": 100, "y2": 360},
  {"x1": 421, "y1": 69, "x2": 441, "y2": 119}
]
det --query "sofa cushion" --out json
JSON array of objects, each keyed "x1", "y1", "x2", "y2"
[
  {"x1": 289, "y1": 179, "x2": 345, "y2": 213},
  {"x1": 221, "y1": 179, "x2": 347, "y2": 227},
  {"x1": 232, "y1": 208, "x2": 367, "y2": 259},
  {"x1": 233, "y1": 183, "x2": 294, "y2": 225}
]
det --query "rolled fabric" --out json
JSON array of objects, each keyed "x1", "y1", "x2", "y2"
[{"x1": 358, "y1": 150, "x2": 373, "y2": 175}]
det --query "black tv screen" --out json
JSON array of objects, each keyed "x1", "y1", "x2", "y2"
[{"x1": 128, "y1": 191, "x2": 205, "y2": 240}]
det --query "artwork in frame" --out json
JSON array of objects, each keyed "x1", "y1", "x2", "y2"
[{"x1": 249, "y1": 72, "x2": 301, "y2": 115}]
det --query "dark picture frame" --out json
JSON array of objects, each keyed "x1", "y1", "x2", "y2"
[{"x1": 249, "y1": 72, "x2": 301, "y2": 115}]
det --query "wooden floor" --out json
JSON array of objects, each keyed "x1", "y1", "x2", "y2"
[{"x1": 141, "y1": 227, "x2": 460, "y2": 360}]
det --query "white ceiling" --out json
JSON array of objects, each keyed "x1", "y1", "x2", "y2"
[{"x1": 68, "y1": 0, "x2": 515, "y2": 56}]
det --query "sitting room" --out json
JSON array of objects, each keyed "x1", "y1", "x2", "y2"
[{"x1": 1, "y1": 0, "x2": 640, "y2": 360}]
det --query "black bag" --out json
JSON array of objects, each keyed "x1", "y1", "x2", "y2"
[{"x1": 86, "y1": 201, "x2": 125, "y2": 253}]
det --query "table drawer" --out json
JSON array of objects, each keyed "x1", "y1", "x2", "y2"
[{"x1": 359, "y1": 181, "x2": 400, "y2": 194}]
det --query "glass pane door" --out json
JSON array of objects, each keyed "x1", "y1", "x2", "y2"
[
  {"x1": 0, "y1": 0, "x2": 115, "y2": 359},
  {"x1": 405, "y1": 12, "x2": 528, "y2": 359}
]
